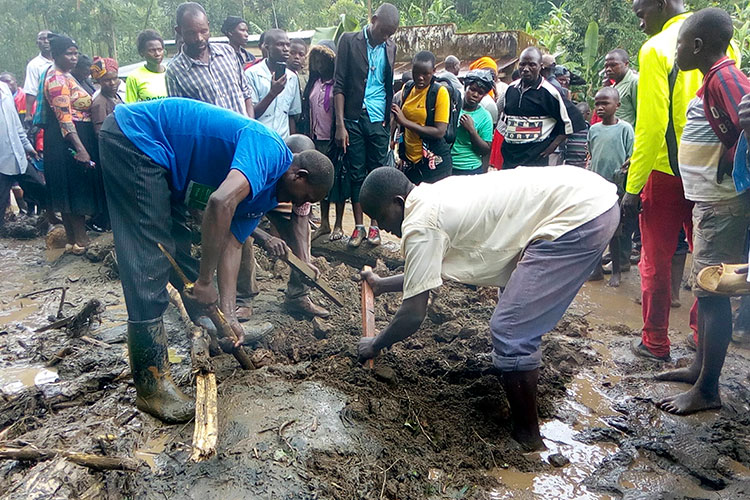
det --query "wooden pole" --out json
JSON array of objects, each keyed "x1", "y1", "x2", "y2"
[
  {"x1": 361, "y1": 266, "x2": 376, "y2": 369},
  {"x1": 190, "y1": 327, "x2": 218, "y2": 462}
]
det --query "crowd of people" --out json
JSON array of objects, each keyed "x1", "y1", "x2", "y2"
[{"x1": 1, "y1": 0, "x2": 749, "y2": 453}]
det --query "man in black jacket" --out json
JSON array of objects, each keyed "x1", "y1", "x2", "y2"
[{"x1": 333, "y1": 3, "x2": 399, "y2": 248}]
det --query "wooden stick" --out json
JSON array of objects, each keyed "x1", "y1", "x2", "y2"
[
  {"x1": 0, "y1": 447, "x2": 139, "y2": 471},
  {"x1": 158, "y1": 243, "x2": 255, "y2": 370},
  {"x1": 190, "y1": 326, "x2": 218, "y2": 462},
  {"x1": 284, "y1": 252, "x2": 344, "y2": 307},
  {"x1": 167, "y1": 282, "x2": 192, "y2": 326},
  {"x1": 361, "y1": 265, "x2": 376, "y2": 369}
]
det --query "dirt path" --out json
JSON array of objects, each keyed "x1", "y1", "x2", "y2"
[{"x1": 0, "y1": 234, "x2": 749, "y2": 499}]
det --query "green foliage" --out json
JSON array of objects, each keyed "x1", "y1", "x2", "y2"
[
  {"x1": 0, "y1": 0, "x2": 747, "y2": 94},
  {"x1": 526, "y1": 2, "x2": 572, "y2": 57},
  {"x1": 402, "y1": 0, "x2": 456, "y2": 26},
  {"x1": 734, "y1": 2, "x2": 750, "y2": 71}
]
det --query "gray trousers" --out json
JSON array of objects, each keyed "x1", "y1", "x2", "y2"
[
  {"x1": 491, "y1": 204, "x2": 619, "y2": 372},
  {"x1": 99, "y1": 115, "x2": 199, "y2": 322}
]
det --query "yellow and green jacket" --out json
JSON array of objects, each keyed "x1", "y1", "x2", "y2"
[{"x1": 626, "y1": 13, "x2": 740, "y2": 194}]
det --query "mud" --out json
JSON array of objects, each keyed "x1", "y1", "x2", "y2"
[{"x1": 0, "y1": 235, "x2": 749, "y2": 499}]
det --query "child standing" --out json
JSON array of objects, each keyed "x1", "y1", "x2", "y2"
[
  {"x1": 587, "y1": 86, "x2": 634, "y2": 286},
  {"x1": 90, "y1": 57, "x2": 122, "y2": 135},
  {"x1": 450, "y1": 69, "x2": 494, "y2": 176},
  {"x1": 655, "y1": 8, "x2": 750, "y2": 415}
]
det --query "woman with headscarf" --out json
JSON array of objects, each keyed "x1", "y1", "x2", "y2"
[
  {"x1": 90, "y1": 57, "x2": 122, "y2": 135},
  {"x1": 43, "y1": 33, "x2": 105, "y2": 254},
  {"x1": 469, "y1": 57, "x2": 500, "y2": 126},
  {"x1": 222, "y1": 16, "x2": 255, "y2": 68},
  {"x1": 125, "y1": 29, "x2": 167, "y2": 103}
]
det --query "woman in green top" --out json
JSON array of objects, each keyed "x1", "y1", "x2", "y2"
[
  {"x1": 125, "y1": 29, "x2": 167, "y2": 103},
  {"x1": 451, "y1": 69, "x2": 494, "y2": 175}
]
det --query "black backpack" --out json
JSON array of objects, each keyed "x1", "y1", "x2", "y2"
[{"x1": 402, "y1": 76, "x2": 462, "y2": 145}]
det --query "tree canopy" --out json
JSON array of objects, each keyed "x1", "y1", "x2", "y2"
[{"x1": 0, "y1": 0, "x2": 746, "y2": 85}]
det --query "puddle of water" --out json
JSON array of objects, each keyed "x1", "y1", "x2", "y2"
[
  {"x1": 134, "y1": 434, "x2": 170, "y2": 472},
  {"x1": 618, "y1": 453, "x2": 712, "y2": 497},
  {"x1": 0, "y1": 299, "x2": 40, "y2": 324},
  {"x1": 0, "y1": 365, "x2": 59, "y2": 395},
  {"x1": 489, "y1": 420, "x2": 617, "y2": 500},
  {"x1": 577, "y1": 267, "x2": 693, "y2": 334},
  {"x1": 45, "y1": 248, "x2": 65, "y2": 262}
]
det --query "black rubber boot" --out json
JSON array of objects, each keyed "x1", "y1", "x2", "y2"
[{"x1": 128, "y1": 318, "x2": 194, "y2": 424}]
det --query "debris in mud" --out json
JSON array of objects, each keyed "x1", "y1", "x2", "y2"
[
  {"x1": 548, "y1": 452, "x2": 570, "y2": 467},
  {"x1": 35, "y1": 298, "x2": 104, "y2": 337},
  {"x1": 0, "y1": 215, "x2": 46, "y2": 240},
  {"x1": 2, "y1": 235, "x2": 750, "y2": 500}
]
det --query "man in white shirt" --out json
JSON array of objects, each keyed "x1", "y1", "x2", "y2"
[
  {"x1": 0, "y1": 82, "x2": 39, "y2": 226},
  {"x1": 22, "y1": 30, "x2": 53, "y2": 124},
  {"x1": 357, "y1": 166, "x2": 619, "y2": 450},
  {"x1": 245, "y1": 29, "x2": 301, "y2": 139}
]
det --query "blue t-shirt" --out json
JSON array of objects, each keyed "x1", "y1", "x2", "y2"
[
  {"x1": 362, "y1": 26, "x2": 387, "y2": 123},
  {"x1": 113, "y1": 98, "x2": 293, "y2": 243}
]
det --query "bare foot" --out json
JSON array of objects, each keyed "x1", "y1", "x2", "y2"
[
  {"x1": 656, "y1": 387, "x2": 721, "y2": 415},
  {"x1": 312, "y1": 223, "x2": 331, "y2": 241},
  {"x1": 654, "y1": 366, "x2": 700, "y2": 384},
  {"x1": 329, "y1": 227, "x2": 344, "y2": 242},
  {"x1": 607, "y1": 274, "x2": 621, "y2": 287}
]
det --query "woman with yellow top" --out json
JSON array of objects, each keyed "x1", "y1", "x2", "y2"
[
  {"x1": 125, "y1": 30, "x2": 167, "y2": 103},
  {"x1": 43, "y1": 33, "x2": 105, "y2": 254},
  {"x1": 391, "y1": 51, "x2": 452, "y2": 184}
]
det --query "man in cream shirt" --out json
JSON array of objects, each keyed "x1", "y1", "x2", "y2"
[{"x1": 357, "y1": 166, "x2": 619, "y2": 451}]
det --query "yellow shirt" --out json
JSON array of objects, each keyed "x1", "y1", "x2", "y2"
[
  {"x1": 626, "y1": 13, "x2": 741, "y2": 194},
  {"x1": 402, "y1": 84, "x2": 449, "y2": 163}
]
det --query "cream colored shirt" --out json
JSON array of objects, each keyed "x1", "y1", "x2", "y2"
[{"x1": 401, "y1": 166, "x2": 618, "y2": 299}]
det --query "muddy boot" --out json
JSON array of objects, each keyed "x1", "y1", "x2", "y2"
[
  {"x1": 128, "y1": 318, "x2": 194, "y2": 424},
  {"x1": 501, "y1": 369, "x2": 545, "y2": 451}
]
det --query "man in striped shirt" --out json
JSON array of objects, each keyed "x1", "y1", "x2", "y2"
[{"x1": 166, "y1": 2, "x2": 254, "y2": 117}]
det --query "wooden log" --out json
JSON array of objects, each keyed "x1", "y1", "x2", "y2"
[
  {"x1": 361, "y1": 266, "x2": 376, "y2": 369},
  {"x1": 311, "y1": 237, "x2": 404, "y2": 271},
  {"x1": 190, "y1": 327, "x2": 218, "y2": 462},
  {"x1": 0, "y1": 447, "x2": 139, "y2": 471},
  {"x1": 284, "y1": 252, "x2": 344, "y2": 307}
]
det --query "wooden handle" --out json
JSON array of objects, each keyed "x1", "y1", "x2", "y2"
[
  {"x1": 361, "y1": 265, "x2": 376, "y2": 369},
  {"x1": 285, "y1": 252, "x2": 344, "y2": 306}
]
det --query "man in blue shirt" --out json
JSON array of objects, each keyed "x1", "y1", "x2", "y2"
[
  {"x1": 333, "y1": 3, "x2": 398, "y2": 248},
  {"x1": 99, "y1": 98, "x2": 333, "y2": 423}
]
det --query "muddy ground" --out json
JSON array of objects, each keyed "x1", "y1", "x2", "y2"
[{"x1": 1, "y1": 227, "x2": 749, "y2": 499}]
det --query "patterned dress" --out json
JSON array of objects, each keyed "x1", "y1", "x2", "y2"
[{"x1": 43, "y1": 67, "x2": 105, "y2": 215}]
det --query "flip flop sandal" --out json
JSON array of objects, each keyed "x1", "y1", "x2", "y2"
[
  {"x1": 71, "y1": 243, "x2": 87, "y2": 256},
  {"x1": 696, "y1": 264, "x2": 750, "y2": 296}
]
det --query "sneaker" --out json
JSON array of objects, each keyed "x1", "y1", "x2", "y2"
[
  {"x1": 630, "y1": 338, "x2": 670, "y2": 362},
  {"x1": 348, "y1": 227, "x2": 366, "y2": 248},
  {"x1": 367, "y1": 226, "x2": 381, "y2": 246}
]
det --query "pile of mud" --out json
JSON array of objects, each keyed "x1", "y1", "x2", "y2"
[{"x1": 1, "y1": 235, "x2": 750, "y2": 499}]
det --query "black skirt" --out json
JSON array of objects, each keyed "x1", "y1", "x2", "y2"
[{"x1": 44, "y1": 118, "x2": 106, "y2": 216}]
